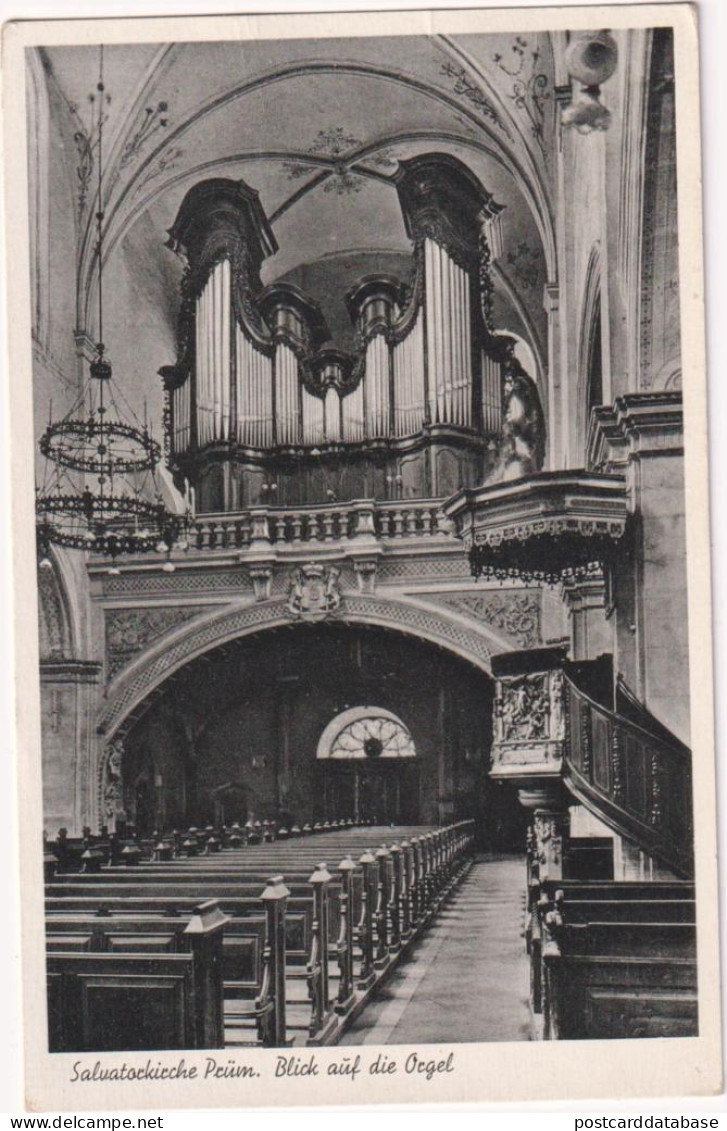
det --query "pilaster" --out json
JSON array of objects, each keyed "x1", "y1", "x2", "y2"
[
  {"x1": 586, "y1": 393, "x2": 688, "y2": 741},
  {"x1": 543, "y1": 284, "x2": 562, "y2": 471},
  {"x1": 40, "y1": 659, "x2": 103, "y2": 835},
  {"x1": 561, "y1": 566, "x2": 614, "y2": 660}
]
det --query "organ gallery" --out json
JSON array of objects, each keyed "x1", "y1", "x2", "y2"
[{"x1": 27, "y1": 21, "x2": 699, "y2": 1054}]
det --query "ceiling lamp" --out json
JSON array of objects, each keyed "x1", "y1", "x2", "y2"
[
  {"x1": 562, "y1": 30, "x2": 618, "y2": 134},
  {"x1": 36, "y1": 48, "x2": 186, "y2": 569}
]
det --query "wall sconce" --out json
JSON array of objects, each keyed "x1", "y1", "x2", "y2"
[{"x1": 562, "y1": 30, "x2": 618, "y2": 134}]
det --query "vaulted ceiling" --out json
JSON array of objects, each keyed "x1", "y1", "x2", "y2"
[{"x1": 39, "y1": 30, "x2": 557, "y2": 376}]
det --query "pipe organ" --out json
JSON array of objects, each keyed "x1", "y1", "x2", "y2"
[
  {"x1": 160, "y1": 157, "x2": 542, "y2": 510},
  {"x1": 392, "y1": 307, "x2": 425, "y2": 437}
]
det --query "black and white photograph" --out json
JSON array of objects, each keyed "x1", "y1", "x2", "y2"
[{"x1": 2, "y1": 0, "x2": 721, "y2": 1110}]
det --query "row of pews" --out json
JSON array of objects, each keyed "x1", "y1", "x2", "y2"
[
  {"x1": 526, "y1": 859, "x2": 698, "y2": 1039},
  {"x1": 45, "y1": 821, "x2": 475, "y2": 1052},
  {"x1": 45, "y1": 817, "x2": 377, "y2": 876}
]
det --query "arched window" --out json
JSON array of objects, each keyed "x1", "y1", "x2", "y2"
[{"x1": 317, "y1": 706, "x2": 416, "y2": 760}]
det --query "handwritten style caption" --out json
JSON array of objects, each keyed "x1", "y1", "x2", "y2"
[{"x1": 69, "y1": 1050, "x2": 455, "y2": 1087}]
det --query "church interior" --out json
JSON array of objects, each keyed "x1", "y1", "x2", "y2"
[{"x1": 30, "y1": 25, "x2": 696, "y2": 1051}]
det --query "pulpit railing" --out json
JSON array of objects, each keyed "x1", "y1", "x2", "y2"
[
  {"x1": 491, "y1": 651, "x2": 693, "y2": 879},
  {"x1": 562, "y1": 673, "x2": 693, "y2": 879}
]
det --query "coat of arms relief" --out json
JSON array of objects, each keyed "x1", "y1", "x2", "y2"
[{"x1": 286, "y1": 563, "x2": 342, "y2": 622}]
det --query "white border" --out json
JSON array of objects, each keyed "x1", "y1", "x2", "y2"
[{"x1": 0, "y1": 0, "x2": 723, "y2": 1113}]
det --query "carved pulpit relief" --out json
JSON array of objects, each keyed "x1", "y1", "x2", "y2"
[
  {"x1": 498, "y1": 673, "x2": 550, "y2": 743},
  {"x1": 286, "y1": 562, "x2": 342, "y2": 622},
  {"x1": 491, "y1": 669, "x2": 566, "y2": 776}
]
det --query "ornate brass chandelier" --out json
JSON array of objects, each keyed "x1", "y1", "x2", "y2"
[{"x1": 36, "y1": 48, "x2": 185, "y2": 568}]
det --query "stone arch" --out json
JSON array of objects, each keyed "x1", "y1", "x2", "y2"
[
  {"x1": 97, "y1": 593, "x2": 498, "y2": 743},
  {"x1": 655, "y1": 357, "x2": 682, "y2": 392},
  {"x1": 37, "y1": 553, "x2": 74, "y2": 660}
]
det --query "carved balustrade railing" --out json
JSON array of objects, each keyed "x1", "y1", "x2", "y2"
[
  {"x1": 491, "y1": 652, "x2": 693, "y2": 879},
  {"x1": 186, "y1": 497, "x2": 453, "y2": 553},
  {"x1": 563, "y1": 673, "x2": 693, "y2": 879}
]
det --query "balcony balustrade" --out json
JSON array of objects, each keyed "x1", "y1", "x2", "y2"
[{"x1": 185, "y1": 498, "x2": 454, "y2": 554}]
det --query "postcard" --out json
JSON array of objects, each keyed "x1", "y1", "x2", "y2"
[{"x1": 2, "y1": 1, "x2": 720, "y2": 1110}]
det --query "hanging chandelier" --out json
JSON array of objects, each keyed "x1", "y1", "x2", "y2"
[{"x1": 36, "y1": 47, "x2": 186, "y2": 568}]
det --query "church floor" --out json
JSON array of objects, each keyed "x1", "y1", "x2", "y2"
[{"x1": 339, "y1": 855, "x2": 533, "y2": 1046}]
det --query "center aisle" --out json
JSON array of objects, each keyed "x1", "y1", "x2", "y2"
[{"x1": 339, "y1": 856, "x2": 533, "y2": 1045}]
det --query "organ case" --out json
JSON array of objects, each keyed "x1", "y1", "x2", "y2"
[{"x1": 160, "y1": 157, "x2": 534, "y2": 509}]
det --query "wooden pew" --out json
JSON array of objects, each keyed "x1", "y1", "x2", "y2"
[
  {"x1": 45, "y1": 821, "x2": 476, "y2": 1048},
  {"x1": 46, "y1": 894, "x2": 315, "y2": 963},
  {"x1": 542, "y1": 953, "x2": 698, "y2": 1040},
  {"x1": 47, "y1": 901, "x2": 227, "y2": 1051},
  {"x1": 538, "y1": 894, "x2": 698, "y2": 1039},
  {"x1": 539, "y1": 879, "x2": 695, "y2": 902},
  {"x1": 545, "y1": 899, "x2": 695, "y2": 924}
]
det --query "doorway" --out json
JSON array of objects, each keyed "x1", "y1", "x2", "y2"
[{"x1": 320, "y1": 761, "x2": 420, "y2": 824}]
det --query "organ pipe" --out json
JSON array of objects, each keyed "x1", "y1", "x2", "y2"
[
  {"x1": 342, "y1": 379, "x2": 365, "y2": 442},
  {"x1": 392, "y1": 309, "x2": 425, "y2": 436},
  {"x1": 189, "y1": 240, "x2": 482, "y2": 451},
  {"x1": 260, "y1": 284, "x2": 329, "y2": 448},
  {"x1": 345, "y1": 276, "x2": 399, "y2": 441},
  {"x1": 302, "y1": 387, "x2": 325, "y2": 445},
  {"x1": 365, "y1": 334, "x2": 390, "y2": 438},
  {"x1": 195, "y1": 259, "x2": 232, "y2": 445},
  {"x1": 236, "y1": 322, "x2": 273, "y2": 447},
  {"x1": 423, "y1": 239, "x2": 472, "y2": 428},
  {"x1": 172, "y1": 378, "x2": 191, "y2": 452},
  {"x1": 276, "y1": 342, "x2": 299, "y2": 445},
  {"x1": 324, "y1": 386, "x2": 341, "y2": 443}
]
